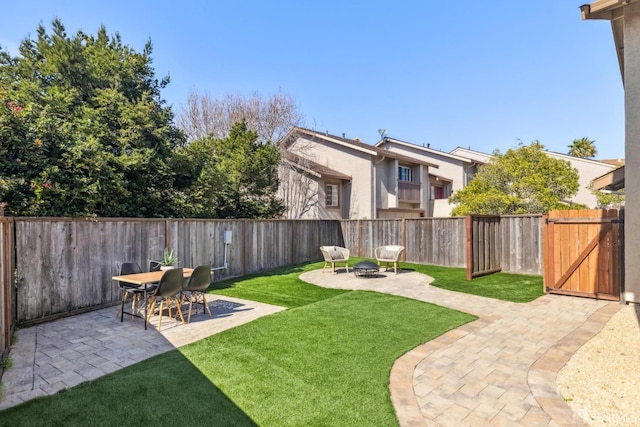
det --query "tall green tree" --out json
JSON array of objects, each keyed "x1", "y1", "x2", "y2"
[
  {"x1": 173, "y1": 121, "x2": 284, "y2": 218},
  {"x1": 0, "y1": 19, "x2": 184, "y2": 217},
  {"x1": 450, "y1": 141, "x2": 581, "y2": 215},
  {"x1": 568, "y1": 137, "x2": 597, "y2": 159}
]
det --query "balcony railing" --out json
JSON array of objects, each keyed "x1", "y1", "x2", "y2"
[{"x1": 398, "y1": 180, "x2": 421, "y2": 202}]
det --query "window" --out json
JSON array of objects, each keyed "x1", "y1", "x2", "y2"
[
  {"x1": 398, "y1": 166, "x2": 412, "y2": 182},
  {"x1": 326, "y1": 183, "x2": 339, "y2": 208}
]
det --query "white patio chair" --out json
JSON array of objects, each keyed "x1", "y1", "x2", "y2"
[
  {"x1": 319, "y1": 246, "x2": 350, "y2": 273},
  {"x1": 375, "y1": 245, "x2": 405, "y2": 274}
]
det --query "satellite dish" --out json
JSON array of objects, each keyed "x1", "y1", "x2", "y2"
[{"x1": 378, "y1": 129, "x2": 387, "y2": 138}]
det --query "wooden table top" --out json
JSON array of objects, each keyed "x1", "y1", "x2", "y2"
[{"x1": 112, "y1": 268, "x2": 194, "y2": 285}]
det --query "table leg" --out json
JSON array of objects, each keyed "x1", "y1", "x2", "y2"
[
  {"x1": 144, "y1": 284, "x2": 148, "y2": 330},
  {"x1": 120, "y1": 289, "x2": 126, "y2": 323}
]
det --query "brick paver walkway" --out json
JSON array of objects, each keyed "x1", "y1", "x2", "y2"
[{"x1": 299, "y1": 268, "x2": 621, "y2": 426}]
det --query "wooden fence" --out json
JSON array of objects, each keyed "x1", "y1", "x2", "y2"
[
  {"x1": 340, "y1": 218, "x2": 468, "y2": 267},
  {"x1": 500, "y1": 215, "x2": 543, "y2": 275},
  {"x1": 466, "y1": 215, "x2": 501, "y2": 279},
  {"x1": 463, "y1": 214, "x2": 543, "y2": 279},
  {"x1": 4, "y1": 215, "x2": 543, "y2": 327},
  {"x1": 543, "y1": 209, "x2": 622, "y2": 300},
  {"x1": 13, "y1": 218, "x2": 343, "y2": 325}
]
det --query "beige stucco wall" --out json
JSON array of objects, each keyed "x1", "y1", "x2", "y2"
[
  {"x1": 623, "y1": 2, "x2": 640, "y2": 304},
  {"x1": 544, "y1": 153, "x2": 615, "y2": 208},
  {"x1": 277, "y1": 166, "x2": 321, "y2": 219},
  {"x1": 289, "y1": 136, "x2": 374, "y2": 219},
  {"x1": 430, "y1": 199, "x2": 453, "y2": 217},
  {"x1": 375, "y1": 160, "x2": 394, "y2": 211}
]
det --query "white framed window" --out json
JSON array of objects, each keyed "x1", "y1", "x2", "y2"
[
  {"x1": 326, "y1": 183, "x2": 339, "y2": 208},
  {"x1": 398, "y1": 166, "x2": 412, "y2": 182}
]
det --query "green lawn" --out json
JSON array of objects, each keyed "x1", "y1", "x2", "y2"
[
  {"x1": 406, "y1": 263, "x2": 544, "y2": 303},
  {"x1": 0, "y1": 260, "x2": 542, "y2": 426}
]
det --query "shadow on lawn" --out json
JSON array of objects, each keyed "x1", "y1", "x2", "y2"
[{"x1": 0, "y1": 349, "x2": 258, "y2": 426}]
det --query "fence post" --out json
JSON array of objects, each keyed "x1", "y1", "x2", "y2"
[
  {"x1": 242, "y1": 220, "x2": 248, "y2": 276},
  {"x1": 291, "y1": 220, "x2": 297, "y2": 265},
  {"x1": 164, "y1": 219, "x2": 171, "y2": 251},
  {"x1": 402, "y1": 218, "x2": 407, "y2": 261},
  {"x1": 357, "y1": 219, "x2": 361, "y2": 257},
  {"x1": 466, "y1": 215, "x2": 473, "y2": 281},
  {"x1": 619, "y1": 208, "x2": 625, "y2": 303}
]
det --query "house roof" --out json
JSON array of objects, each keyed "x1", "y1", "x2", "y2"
[
  {"x1": 282, "y1": 152, "x2": 352, "y2": 180},
  {"x1": 592, "y1": 165, "x2": 625, "y2": 191},
  {"x1": 449, "y1": 147, "x2": 493, "y2": 163},
  {"x1": 581, "y1": 0, "x2": 628, "y2": 81},
  {"x1": 600, "y1": 158, "x2": 625, "y2": 167},
  {"x1": 450, "y1": 146, "x2": 618, "y2": 169},
  {"x1": 283, "y1": 127, "x2": 439, "y2": 168},
  {"x1": 375, "y1": 137, "x2": 473, "y2": 163}
]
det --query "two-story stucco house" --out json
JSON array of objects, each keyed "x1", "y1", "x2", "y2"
[{"x1": 279, "y1": 127, "x2": 438, "y2": 219}]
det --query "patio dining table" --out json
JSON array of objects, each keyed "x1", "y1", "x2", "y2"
[{"x1": 112, "y1": 268, "x2": 194, "y2": 330}]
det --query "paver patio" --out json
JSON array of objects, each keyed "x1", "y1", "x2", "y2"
[{"x1": 0, "y1": 296, "x2": 285, "y2": 410}]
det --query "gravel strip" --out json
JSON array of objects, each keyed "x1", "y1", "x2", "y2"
[{"x1": 556, "y1": 303, "x2": 640, "y2": 426}]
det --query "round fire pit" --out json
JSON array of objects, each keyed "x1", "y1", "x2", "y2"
[{"x1": 353, "y1": 261, "x2": 380, "y2": 278}]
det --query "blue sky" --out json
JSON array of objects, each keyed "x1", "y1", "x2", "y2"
[{"x1": 1, "y1": 1, "x2": 625, "y2": 159}]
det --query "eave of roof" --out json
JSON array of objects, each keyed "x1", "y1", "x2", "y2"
[
  {"x1": 286, "y1": 127, "x2": 439, "y2": 168},
  {"x1": 581, "y1": 0, "x2": 631, "y2": 19},
  {"x1": 592, "y1": 165, "x2": 625, "y2": 191},
  {"x1": 283, "y1": 152, "x2": 351, "y2": 180},
  {"x1": 428, "y1": 173, "x2": 453, "y2": 182},
  {"x1": 375, "y1": 137, "x2": 472, "y2": 163},
  {"x1": 451, "y1": 146, "x2": 618, "y2": 169}
]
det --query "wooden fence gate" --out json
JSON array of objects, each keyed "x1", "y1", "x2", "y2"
[{"x1": 543, "y1": 209, "x2": 623, "y2": 300}]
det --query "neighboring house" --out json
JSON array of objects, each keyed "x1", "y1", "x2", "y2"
[
  {"x1": 375, "y1": 138, "x2": 479, "y2": 217},
  {"x1": 450, "y1": 147, "x2": 617, "y2": 209},
  {"x1": 279, "y1": 127, "x2": 438, "y2": 219}
]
